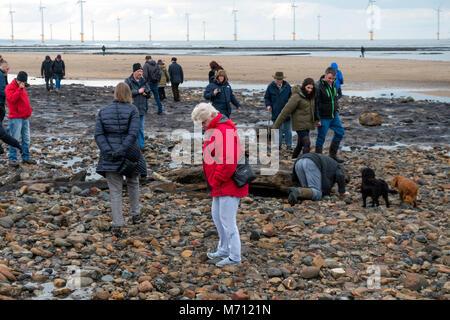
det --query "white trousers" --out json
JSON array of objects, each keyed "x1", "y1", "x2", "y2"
[{"x1": 211, "y1": 196, "x2": 241, "y2": 262}]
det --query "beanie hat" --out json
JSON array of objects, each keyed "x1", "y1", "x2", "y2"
[
  {"x1": 133, "y1": 63, "x2": 143, "y2": 72},
  {"x1": 57, "y1": 54, "x2": 61, "y2": 59},
  {"x1": 17, "y1": 71, "x2": 28, "y2": 83},
  {"x1": 171, "y1": 57, "x2": 177, "y2": 62}
]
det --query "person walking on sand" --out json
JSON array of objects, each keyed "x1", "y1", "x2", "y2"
[
  {"x1": 361, "y1": 46, "x2": 366, "y2": 58},
  {"x1": 288, "y1": 153, "x2": 347, "y2": 205},
  {"x1": 157, "y1": 59, "x2": 170, "y2": 101},
  {"x1": 41, "y1": 56, "x2": 54, "y2": 92},
  {"x1": 125, "y1": 63, "x2": 151, "y2": 150},
  {"x1": 204, "y1": 70, "x2": 241, "y2": 118},
  {"x1": 330, "y1": 62, "x2": 344, "y2": 100},
  {"x1": 191, "y1": 102, "x2": 248, "y2": 267},
  {"x1": 52, "y1": 54, "x2": 65, "y2": 93},
  {"x1": 102, "y1": 45, "x2": 106, "y2": 56},
  {"x1": 168, "y1": 57, "x2": 184, "y2": 102},
  {"x1": 208, "y1": 60, "x2": 223, "y2": 83},
  {"x1": 273, "y1": 78, "x2": 319, "y2": 159},
  {"x1": 94, "y1": 83, "x2": 147, "y2": 237},
  {"x1": 5, "y1": 71, "x2": 36, "y2": 167},
  {"x1": 143, "y1": 57, "x2": 163, "y2": 114},
  {"x1": 264, "y1": 71, "x2": 292, "y2": 150},
  {"x1": 315, "y1": 67, "x2": 345, "y2": 163}
]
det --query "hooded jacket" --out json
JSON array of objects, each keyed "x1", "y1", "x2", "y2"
[
  {"x1": 315, "y1": 75, "x2": 339, "y2": 120},
  {"x1": 331, "y1": 62, "x2": 344, "y2": 89},
  {"x1": 41, "y1": 56, "x2": 54, "y2": 78},
  {"x1": 0, "y1": 69, "x2": 7, "y2": 106},
  {"x1": 203, "y1": 113, "x2": 249, "y2": 198},
  {"x1": 5, "y1": 80, "x2": 33, "y2": 119},
  {"x1": 124, "y1": 74, "x2": 151, "y2": 116},
  {"x1": 293, "y1": 153, "x2": 346, "y2": 195},
  {"x1": 204, "y1": 77, "x2": 240, "y2": 118},
  {"x1": 52, "y1": 59, "x2": 65, "y2": 78},
  {"x1": 158, "y1": 64, "x2": 170, "y2": 88},
  {"x1": 273, "y1": 85, "x2": 316, "y2": 131},
  {"x1": 264, "y1": 80, "x2": 292, "y2": 121}
]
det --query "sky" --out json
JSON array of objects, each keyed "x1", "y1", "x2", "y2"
[{"x1": 0, "y1": 0, "x2": 449, "y2": 42}]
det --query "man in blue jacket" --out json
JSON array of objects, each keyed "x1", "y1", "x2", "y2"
[
  {"x1": 125, "y1": 63, "x2": 151, "y2": 150},
  {"x1": 264, "y1": 72, "x2": 292, "y2": 149},
  {"x1": 330, "y1": 62, "x2": 344, "y2": 100},
  {"x1": 204, "y1": 70, "x2": 241, "y2": 118}
]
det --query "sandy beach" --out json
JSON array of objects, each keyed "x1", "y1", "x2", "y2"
[{"x1": 2, "y1": 53, "x2": 450, "y2": 97}]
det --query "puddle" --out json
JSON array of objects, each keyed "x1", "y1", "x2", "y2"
[
  {"x1": 341, "y1": 143, "x2": 436, "y2": 151},
  {"x1": 345, "y1": 88, "x2": 450, "y2": 103},
  {"x1": 30, "y1": 281, "x2": 92, "y2": 300}
]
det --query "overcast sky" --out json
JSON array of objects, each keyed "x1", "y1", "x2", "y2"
[{"x1": 0, "y1": 0, "x2": 449, "y2": 41}]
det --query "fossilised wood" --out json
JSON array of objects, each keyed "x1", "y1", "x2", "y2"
[{"x1": 0, "y1": 180, "x2": 108, "y2": 193}]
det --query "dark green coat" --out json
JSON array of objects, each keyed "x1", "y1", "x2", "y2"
[{"x1": 273, "y1": 85, "x2": 316, "y2": 131}]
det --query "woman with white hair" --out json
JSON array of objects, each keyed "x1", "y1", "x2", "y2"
[{"x1": 192, "y1": 102, "x2": 248, "y2": 267}]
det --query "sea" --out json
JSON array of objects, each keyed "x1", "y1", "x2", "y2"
[{"x1": 1, "y1": 39, "x2": 450, "y2": 61}]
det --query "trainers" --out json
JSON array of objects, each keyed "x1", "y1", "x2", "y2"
[
  {"x1": 132, "y1": 215, "x2": 142, "y2": 225},
  {"x1": 207, "y1": 252, "x2": 228, "y2": 260},
  {"x1": 22, "y1": 159, "x2": 37, "y2": 165},
  {"x1": 216, "y1": 257, "x2": 241, "y2": 267}
]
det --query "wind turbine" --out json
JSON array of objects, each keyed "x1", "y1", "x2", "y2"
[
  {"x1": 77, "y1": 0, "x2": 86, "y2": 42},
  {"x1": 317, "y1": 14, "x2": 321, "y2": 41},
  {"x1": 292, "y1": 0, "x2": 297, "y2": 41},
  {"x1": 148, "y1": 15, "x2": 152, "y2": 41},
  {"x1": 91, "y1": 20, "x2": 95, "y2": 41},
  {"x1": 9, "y1": 3, "x2": 15, "y2": 44},
  {"x1": 367, "y1": 0, "x2": 376, "y2": 41},
  {"x1": 40, "y1": 1, "x2": 45, "y2": 43},
  {"x1": 436, "y1": 6, "x2": 441, "y2": 40},
  {"x1": 117, "y1": 17, "x2": 121, "y2": 42},
  {"x1": 232, "y1": 3, "x2": 238, "y2": 41},
  {"x1": 186, "y1": 13, "x2": 190, "y2": 41},
  {"x1": 272, "y1": 16, "x2": 276, "y2": 41},
  {"x1": 203, "y1": 21, "x2": 206, "y2": 41}
]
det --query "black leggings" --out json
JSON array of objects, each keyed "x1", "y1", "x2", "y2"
[{"x1": 293, "y1": 130, "x2": 311, "y2": 159}]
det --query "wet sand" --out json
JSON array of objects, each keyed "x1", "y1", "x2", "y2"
[
  {"x1": 410, "y1": 90, "x2": 450, "y2": 98},
  {"x1": 2, "y1": 53, "x2": 450, "y2": 96}
]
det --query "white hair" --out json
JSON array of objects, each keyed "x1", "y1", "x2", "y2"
[{"x1": 191, "y1": 102, "x2": 218, "y2": 123}]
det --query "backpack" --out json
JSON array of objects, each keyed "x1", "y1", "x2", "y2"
[{"x1": 148, "y1": 65, "x2": 161, "y2": 83}]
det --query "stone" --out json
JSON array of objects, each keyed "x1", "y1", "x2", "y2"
[
  {"x1": 282, "y1": 277, "x2": 297, "y2": 290},
  {"x1": 31, "y1": 248, "x2": 54, "y2": 258},
  {"x1": 250, "y1": 231, "x2": 261, "y2": 241},
  {"x1": 0, "y1": 217, "x2": 14, "y2": 229},
  {"x1": 54, "y1": 238, "x2": 72, "y2": 247},
  {"x1": 53, "y1": 279, "x2": 66, "y2": 288},
  {"x1": 49, "y1": 204, "x2": 61, "y2": 216},
  {"x1": 139, "y1": 281, "x2": 153, "y2": 293},
  {"x1": 300, "y1": 267, "x2": 321, "y2": 279},
  {"x1": 267, "y1": 268, "x2": 283, "y2": 278},
  {"x1": 183, "y1": 289, "x2": 196, "y2": 299},
  {"x1": 101, "y1": 275, "x2": 114, "y2": 282},
  {"x1": 359, "y1": 113, "x2": 382, "y2": 126},
  {"x1": 52, "y1": 287, "x2": 72, "y2": 296},
  {"x1": 262, "y1": 224, "x2": 275, "y2": 237},
  {"x1": 181, "y1": 250, "x2": 193, "y2": 258},
  {"x1": 317, "y1": 226, "x2": 335, "y2": 234},
  {"x1": 330, "y1": 268, "x2": 346, "y2": 279},
  {"x1": 28, "y1": 183, "x2": 51, "y2": 193},
  {"x1": 312, "y1": 256, "x2": 326, "y2": 269},
  {"x1": 231, "y1": 291, "x2": 249, "y2": 300},
  {"x1": 94, "y1": 288, "x2": 111, "y2": 300},
  {"x1": 402, "y1": 273, "x2": 428, "y2": 291}
]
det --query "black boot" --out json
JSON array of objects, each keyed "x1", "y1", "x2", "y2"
[
  {"x1": 329, "y1": 141, "x2": 344, "y2": 163},
  {"x1": 301, "y1": 136, "x2": 311, "y2": 154},
  {"x1": 315, "y1": 146, "x2": 323, "y2": 154},
  {"x1": 292, "y1": 139, "x2": 304, "y2": 159}
]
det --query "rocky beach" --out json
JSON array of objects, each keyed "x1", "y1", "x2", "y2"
[{"x1": 0, "y1": 84, "x2": 449, "y2": 300}]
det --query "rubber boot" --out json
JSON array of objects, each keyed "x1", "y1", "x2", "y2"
[
  {"x1": 288, "y1": 187, "x2": 314, "y2": 206},
  {"x1": 301, "y1": 136, "x2": 311, "y2": 154},
  {"x1": 315, "y1": 146, "x2": 323, "y2": 154},
  {"x1": 329, "y1": 141, "x2": 344, "y2": 163}
]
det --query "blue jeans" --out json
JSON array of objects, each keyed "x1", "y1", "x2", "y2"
[
  {"x1": 55, "y1": 77, "x2": 61, "y2": 90},
  {"x1": 316, "y1": 114, "x2": 345, "y2": 147},
  {"x1": 138, "y1": 115, "x2": 145, "y2": 148},
  {"x1": 8, "y1": 118, "x2": 31, "y2": 162},
  {"x1": 149, "y1": 83, "x2": 163, "y2": 113},
  {"x1": 279, "y1": 118, "x2": 292, "y2": 147},
  {"x1": 295, "y1": 158, "x2": 323, "y2": 201}
]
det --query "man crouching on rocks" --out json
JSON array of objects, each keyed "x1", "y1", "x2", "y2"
[
  {"x1": 288, "y1": 152, "x2": 348, "y2": 205},
  {"x1": 191, "y1": 102, "x2": 248, "y2": 267}
]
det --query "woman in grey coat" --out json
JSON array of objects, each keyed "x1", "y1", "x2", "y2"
[{"x1": 94, "y1": 83, "x2": 147, "y2": 237}]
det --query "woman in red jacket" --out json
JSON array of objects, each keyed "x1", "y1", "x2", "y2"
[{"x1": 192, "y1": 102, "x2": 248, "y2": 267}]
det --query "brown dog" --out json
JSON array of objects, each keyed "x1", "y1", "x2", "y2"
[{"x1": 392, "y1": 176, "x2": 419, "y2": 207}]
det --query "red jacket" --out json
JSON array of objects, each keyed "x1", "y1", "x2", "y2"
[
  {"x1": 203, "y1": 113, "x2": 249, "y2": 198},
  {"x1": 5, "y1": 80, "x2": 33, "y2": 119}
]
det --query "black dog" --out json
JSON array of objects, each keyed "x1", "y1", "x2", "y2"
[{"x1": 361, "y1": 168, "x2": 397, "y2": 208}]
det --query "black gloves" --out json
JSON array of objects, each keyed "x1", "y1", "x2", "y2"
[{"x1": 104, "y1": 150, "x2": 125, "y2": 162}]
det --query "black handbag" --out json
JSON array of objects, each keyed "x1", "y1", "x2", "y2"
[
  {"x1": 118, "y1": 158, "x2": 138, "y2": 177},
  {"x1": 232, "y1": 163, "x2": 256, "y2": 188}
]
